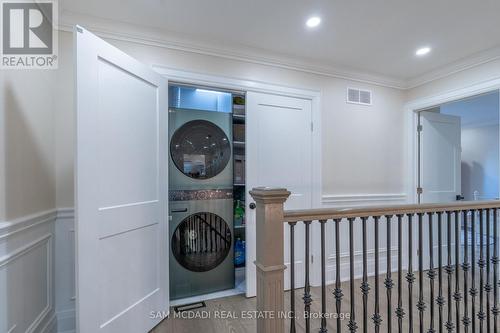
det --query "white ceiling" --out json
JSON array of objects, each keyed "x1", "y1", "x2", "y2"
[
  {"x1": 441, "y1": 91, "x2": 500, "y2": 127},
  {"x1": 61, "y1": 0, "x2": 500, "y2": 85}
]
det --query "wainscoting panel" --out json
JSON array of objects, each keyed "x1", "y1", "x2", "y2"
[
  {"x1": 322, "y1": 193, "x2": 408, "y2": 206},
  {"x1": 0, "y1": 210, "x2": 56, "y2": 333},
  {"x1": 54, "y1": 208, "x2": 76, "y2": 333}
]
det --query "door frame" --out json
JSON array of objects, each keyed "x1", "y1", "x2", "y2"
[
  {"x1": 152, "y1": 65, "x2": 324, "y2": 288},
  {"x1": 405, "y1": 78, "x2": 500, "y2": 270}
]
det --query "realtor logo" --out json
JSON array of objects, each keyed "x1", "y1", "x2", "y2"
[{"x1": 1, "y1": 0, "x2": 58, "y2": 69}]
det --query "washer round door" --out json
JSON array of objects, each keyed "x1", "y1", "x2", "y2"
[
  {"x1": 170, "y1": 120, "x2": 231, "y2": 180},
  {"x1": 171, "y1": 212, "x2": 232, "y2": 272}
]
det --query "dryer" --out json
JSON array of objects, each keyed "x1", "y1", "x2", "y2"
[{"x1": 168, "y1": 85, "x2": 235, "y2": 300}]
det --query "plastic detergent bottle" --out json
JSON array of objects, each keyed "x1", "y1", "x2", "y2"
[
  {"x1": 234, "y1": 238, "x2": 245, "y2": 266},
  {"x1": 234, "y1": 200, "x2": 245, "y2": 225}
]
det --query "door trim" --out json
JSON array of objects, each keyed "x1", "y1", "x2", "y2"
[{"x1": 152, "y1": 65, "x2": 324, "y2": 287}]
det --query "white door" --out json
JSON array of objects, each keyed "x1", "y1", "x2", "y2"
[
  {"x1": 75, "y1": 26, "x2": 169, "y2": 333},
  {"x1": 245, "y1": 92, "x2": 313, "y2": 297},
  {"x1": 417, "y1": 111, "x2": 461, "y2": 270},
  {"x1": 419, "y1": 111, "x2": 461, "y2": 203}
]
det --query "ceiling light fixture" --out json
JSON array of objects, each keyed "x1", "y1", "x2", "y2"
[
  {"x1": 306, "y1": 16, "x2": 321, "y2": 28},
  {"x1": 416, "y1": 47, "x2": 431, "y2": 56}
]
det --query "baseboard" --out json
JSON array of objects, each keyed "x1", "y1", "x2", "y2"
[
  {"x1": 39, "y1": 311, "x2": 58, "y2": 333},
  {"x1": 56, "y1": 309, "x2": 76, "y2": 333}
]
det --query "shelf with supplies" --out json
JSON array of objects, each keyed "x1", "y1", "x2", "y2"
[
  {"x1": 232, "y1": 93, "x2": 246, "y2": 270},
  {"x1": 233, "y1": 141, "x2": 245, "y2": 149}
]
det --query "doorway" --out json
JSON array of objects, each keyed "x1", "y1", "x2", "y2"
[
  {"x1": 417, "y1": 90, "x2": 500, "y2": 204},
  {"x1": 414, "y1": 90, "x2": 500, "y2": 270}
]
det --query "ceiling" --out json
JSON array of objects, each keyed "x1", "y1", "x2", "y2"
[
  {"x1": 60, "y1": 0, "x2": 500, "y2": 86},
  {"x1": 441, "y1": 91, "x2": 500, "y2": 127}
]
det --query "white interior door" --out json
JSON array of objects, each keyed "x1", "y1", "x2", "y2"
[
  {"x1": 419, "y1": 111, "x2": 461, "y2": 204},
  {"x1": 417, "y1": 111, "x2": 461, "y2": 271},
  {"x1": 245, "y1": 92, "x2": 313, "y2": 297},
  {"x1": 75, "y1": 26, "x2": 169, "y2": 333}
]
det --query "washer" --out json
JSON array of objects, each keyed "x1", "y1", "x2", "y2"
[
  {"x1": 168, "y1": 85, "x2": 235, "y2": 300},
  {"x1": 169, "y1": 193, "x2": 234, "y2": 300},
  {"x1": 169, "y1": 105, "x2": 233, "y2": 190}
]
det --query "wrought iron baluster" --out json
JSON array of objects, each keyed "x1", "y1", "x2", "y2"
[
  {"x1": 493, "y1": 208, "x2": 499, "y2": 333},
  {"x1": 385, "y1": 215, "x2": 394, "y2": 333},
  {"x1": 462, "y1": 211, "x2": 470, "y2": 332},
  {"x1": 320, "y1": 220, "x2": 328, "y2": 333},
  {"x1": 396, "y1": 214, "x2": 405, "y2": 333},
  {"x1": 417, "y1": 213, "x2": 426, "y2": 333},
  {"x1": 289, "y1": 222, "x2": 297, "y2": 333},
  {"x1": 428, "y1": 212, "x2": 436, "y2": 333},
  {"x1": 407, "y1": 214, "x2": 415, "y2": 333},
  {"x1": 437, "y1": 212, "x2": 445, "y2": 333},
  {"x1": 470, "y1": 210, "x2": 477, "y2": 333},
  {"x1": 361, "y1": 217, "x2": 369, "y2": 333},
  {"x1": 348, "y1": 217, "x2": 358, "y2": 333},
  {"x1": 303, "y1": 220, "x2": 312, "y2": 333},
  {"x1": 454, "y1": 211, "x2": 462, "y2": 333},
  {"x1": 334, "y1": 218, "x2": 343, "y2": 333},
  {"x1": 445, "y1": 211, "x2": 454, "y2": 333},
  {"x1": 486, "y1": 209, "x2": 491, "y2": 333},
  {"x1": 478, "y1": 210, "x2": 485, "y2": 333},
  {"x1": 372, "y1": 216, "x2": 382, "y2": 332}
]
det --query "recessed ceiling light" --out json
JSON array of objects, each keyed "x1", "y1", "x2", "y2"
[
  {"x1": 306, "y1": 16, "x2": 321, "y2": 28},
  {"x1": 416, "y1": 47, "x2": 431, "y2": 56}
]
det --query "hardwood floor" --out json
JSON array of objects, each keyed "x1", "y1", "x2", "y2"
[{"x1": 152, "y1": 269, "x2": 497, "y2": 333}]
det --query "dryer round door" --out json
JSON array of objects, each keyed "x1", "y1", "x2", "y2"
[
  {"x1": 170, "y1": 120, "x2": 231, "y2": 180},
  {"x1": 171, "y1": 212, "x2": 232, "y2": 272}
]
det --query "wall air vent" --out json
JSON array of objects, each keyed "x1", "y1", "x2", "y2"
[{"x1": 347, "y1": 88, "x2": 372, "y2": 106}]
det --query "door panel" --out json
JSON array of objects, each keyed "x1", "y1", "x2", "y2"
[
  {"x1": 419, "y1": 111, "x2": 461, "y2": 203},
  {"x1": 417, "y1": 111, "x2": 461, "y2": 271},
  {"x1": 75, "y1": 26, "x2": 169, "y2": 333},
  {"x1": 246, "y1": 92, "x2": 312, "y2": 297}
]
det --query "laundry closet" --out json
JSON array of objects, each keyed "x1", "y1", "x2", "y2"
[
  {"x1": 167, "y1": 84, "x2": 247, "y2": 300},
  {"x1": 74, "y1": 27, "x2": 316, "y2": 331}
]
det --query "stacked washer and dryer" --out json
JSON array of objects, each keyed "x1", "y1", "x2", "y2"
[{"x1": 168, "y1": 85, "x2": 235, "y2": 300}]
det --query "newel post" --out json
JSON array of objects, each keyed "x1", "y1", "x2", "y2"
[{"x1": 250, "y1": 187, "x2": 291, "y2": 333}]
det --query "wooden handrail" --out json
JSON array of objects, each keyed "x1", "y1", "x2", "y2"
[{"x1": 284, "y1": 200, "x2": 500, "y2": 222}]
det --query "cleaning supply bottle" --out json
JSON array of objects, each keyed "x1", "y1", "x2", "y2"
[
  {"x1": 234, "y1": 200, "x2": 245, "y2": 226},
  {"x1": 234, "y1": 238, "x2": 245, "y2": 266}
]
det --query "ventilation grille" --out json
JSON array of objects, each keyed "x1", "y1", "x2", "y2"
[{"x1": 347, "y1": 88, "x2": 372, "y2": 105}]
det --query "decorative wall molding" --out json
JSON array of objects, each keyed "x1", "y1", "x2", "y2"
[
  {"x1": 322, "y1": 193, "x2": 408, "y2": 206},
  {"x1": 59, "y1": 11, "x2": 500, "y2": 91},
  {"x1": 59, "y1": 11, "x2": 406, "y2": 89},
  {"x1": 0, "y1": 209, "x2": 57, "y2": 240},
  {"x1": 407, "y1": 46, "x2": 500, "y2": 89},
  {"x1": 0, "y1": 210, "x2": 55, "y2": 333}
]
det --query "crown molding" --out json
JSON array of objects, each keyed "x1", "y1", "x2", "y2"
[
  {"x1": 407, "y1": 46, "x2": 500, "y2": 89},
  {"x1": 59, "y1": 11, "x2": 407, "y2": 89},
  {"x1": 59, "y1": 11, "x2": 500, "y2": 91}
]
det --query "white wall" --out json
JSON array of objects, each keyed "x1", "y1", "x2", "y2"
[
  {"x1": 0, "y1": 71, "x2": 56, "y2": 220},
  {"x1": 55, "y1": 30, "x2": 407, "y2": 208},
  {"x1": 461, "y1": 125, "x2": 499, "y2": 200},
  {"x1": 0, "y1": 64, "x2": 58, "y2": 332}
]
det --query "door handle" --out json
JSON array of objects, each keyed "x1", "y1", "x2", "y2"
[{"x1": 249, "y1": 202, "x2": 256, "y2": 210}]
